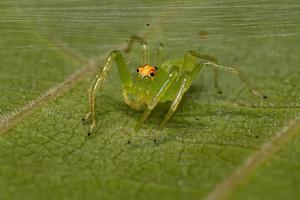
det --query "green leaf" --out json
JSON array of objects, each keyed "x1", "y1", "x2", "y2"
[
  {"x1": 231, "y1": 117, "x2": 300, "y2": 200},
  {"x1": 0, "y1": 0, "x2": 300, "y2": 200}
]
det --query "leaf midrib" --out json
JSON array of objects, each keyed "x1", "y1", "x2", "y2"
[{"x1": 204, "y1": 114, "x2": 300, "y2": 200}]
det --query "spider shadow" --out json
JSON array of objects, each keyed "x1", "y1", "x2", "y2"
[{"x1": 90, "y1": 83, "x2": 234, "y2": 145}]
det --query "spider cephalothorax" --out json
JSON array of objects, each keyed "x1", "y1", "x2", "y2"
[
  {"x1": 137, "y1": 64, "x2": 158, "y2": 80},
  {"x1": 83, "y1": 35, "x2": 266, "y2": 134}
]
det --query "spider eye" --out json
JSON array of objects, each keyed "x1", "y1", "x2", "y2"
[
  {"x1": 154, "y1": 66, "x2": 158, "y2": 70},
  {"x1": 136, "y1": 68, "x2": 139, "y2": 72},
  {"x1": 150, "y1": 72, "x2": 155, "y2": 77}
]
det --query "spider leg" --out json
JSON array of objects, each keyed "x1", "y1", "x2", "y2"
[
  {"x1": 83, "y1": 50, "x2": 132, "y2": 134},
  {"x1": 204, "y1": 62, "x2": 266, "y2": 98},
  {"x1": 160, "y1": 72, "x2": 191, "y2": 127},
  {"x1": 155, "y1": 43, "x2": 164, "y2": 67},
  {"x1": 188, "y1": 51, "x2": 266, "y2": 99},
  {"x1": 184, "y1": 51, "x2": 222, "y2": 94},
  {"x1": 135, "y1": 67, "x2": 179, "y2": 131},
  {"x1": 124, "y1": 35, "x2": 149, "y2": 64},
  {"x1": 159, "y1": 51, "x2": 216, "y2": 127},
  {"x1": 204, "y1": 62, "x2": 267, "y2": 99}
]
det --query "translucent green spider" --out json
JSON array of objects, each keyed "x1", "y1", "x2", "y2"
[{"x1": 83, "y1": 36, "x2": 266, "y2": 134}]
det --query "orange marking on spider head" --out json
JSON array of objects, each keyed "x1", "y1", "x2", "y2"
[{"x1": 136, "y1": 64, "x2": 158, "y2": 80}]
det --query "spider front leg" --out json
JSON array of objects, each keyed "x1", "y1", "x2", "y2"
[
  {"x1": 83, "y1": 50, "x2": 132, "y2": 134},
  {"x1": 159, "y1": 53, "x2": 216, "y2": 127},
  {"x1": 124, "y1": 35, "x2": 149, "y2": 64},
  {"x1": 155, "y1": 43, "x2": 164, "y2": 67},
  {"x1": 160, "y1": 72, "x2": 192, "y2": 127},
  {"x1": 188, "y1": 51, "x2": 267, "y2": 99},
  {"x1": 135, "y1": 67, "x2": 179, "y2": 131}
]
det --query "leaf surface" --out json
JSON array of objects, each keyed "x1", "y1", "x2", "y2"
[{"x1": 0, "y1": 0, "x2": 300, "y2": 200}]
